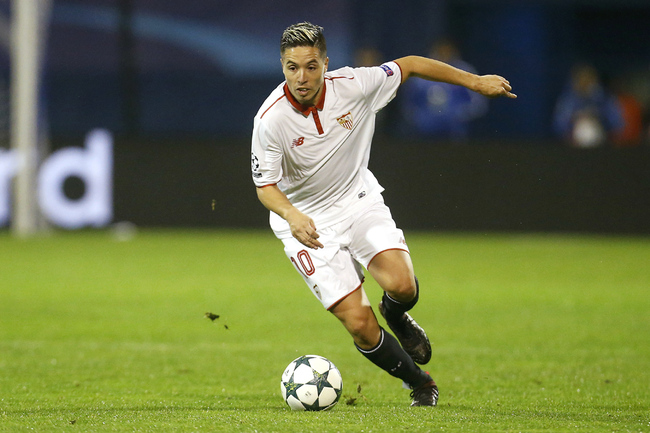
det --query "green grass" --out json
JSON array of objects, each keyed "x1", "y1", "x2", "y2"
[{"x1": 1, "y1": 229, "x2": 649, "y2": 432}]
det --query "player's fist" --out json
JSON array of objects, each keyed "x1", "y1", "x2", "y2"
[{"x1": 475, "y1": 75, "x2": 517, "y2": 99}]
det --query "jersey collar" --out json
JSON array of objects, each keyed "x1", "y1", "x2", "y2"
[{"x1": 283, "y1": 81, "x2": 327, "y2": 116}]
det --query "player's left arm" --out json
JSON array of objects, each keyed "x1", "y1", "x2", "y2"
[{"x1": 394, "y1": 55, "x2": 517, "y2": 99}]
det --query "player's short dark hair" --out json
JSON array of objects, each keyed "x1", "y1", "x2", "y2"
[{"x1": 280, "y1": 22, "x2": 327, "y2": 58}]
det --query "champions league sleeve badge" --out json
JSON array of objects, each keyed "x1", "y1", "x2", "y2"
[
  {"x1": 251, "y1": 152, "x2": 262, "y2": 178},
  {"x1": 380, "y1": 64, "x2": 394, "y2": 76}
]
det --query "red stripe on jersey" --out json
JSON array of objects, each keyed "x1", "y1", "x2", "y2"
[
  {"x1": 284, "y1": 83, "x2": 327, "y2": 135},
  {"x1": 326, "y1": 76, "x2": 354, "y2": 81},
  {"x1": 283, "y1": 82, "x2": 326, "y2": 115},
  {"x1": 392, "y1": 61, "x2": 405, "y2": 84},
  {"x1": 311, "y1": 109, "x2": 324, "y2": 135},
  {"x1": 281, "y1": 75, "x2": 353, "y2": 135},
  {"x1": 260, "y1": 94, "x2": 286, "y2": 119}
]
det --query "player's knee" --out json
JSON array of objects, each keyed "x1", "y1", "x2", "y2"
[
  {"x1": 385, "y1": 275, "x2": 417, "y2": 303},
  {"x1": 342, "y1": 313, "x2": 380, "y2": 348}
]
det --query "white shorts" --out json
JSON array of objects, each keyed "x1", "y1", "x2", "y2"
[{"x1": 279, "y1": 196, "x2": 409, "y2": 309}]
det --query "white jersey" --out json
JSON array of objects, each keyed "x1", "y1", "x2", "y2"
[{"x1": 251, "y1": 62, "x2": 402, "y2": 236}]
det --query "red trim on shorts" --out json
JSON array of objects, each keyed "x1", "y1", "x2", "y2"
[
  {"x1": 256, "y1": 183, "x2": 278, "y2": 188},
  {"x1": 367, "y1": 248, "x2": 410, "y2": 269},
  {"x1": 326, "y1": 278, "x2": 365, "y2": 311}
]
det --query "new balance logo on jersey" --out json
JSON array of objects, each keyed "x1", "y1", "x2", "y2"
[
  {"x1": 336, "y1": 111, "x2": 353, "y2": 130},
  {"x1": 291, "y1": 137, "x2": 305, "y2": 148}
]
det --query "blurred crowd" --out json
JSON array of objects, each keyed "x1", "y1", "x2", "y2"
[
  {"x1": 356, "y1": 41, "x2": 650, "y2": 148},
  {"x1": 552, "y1": 63, "x2": 648, "y2": 148}
]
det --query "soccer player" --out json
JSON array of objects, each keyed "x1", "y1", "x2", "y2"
[{"x1": 251, "y1": 22, "x2": 516, "y2": 407}]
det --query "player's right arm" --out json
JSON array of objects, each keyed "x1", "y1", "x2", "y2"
[
  {"x1": 256, "y1": 185, "x2": 324, "y2": 250},
  {"x1": 252, "y1": 92, "x2": 323, "y2": 250}
]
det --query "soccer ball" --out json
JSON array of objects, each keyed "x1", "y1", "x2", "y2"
[{"x1": 281, "y1": 355, "x2": 343, "y2": 411}]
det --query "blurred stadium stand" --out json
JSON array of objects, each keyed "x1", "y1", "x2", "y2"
[
  {"x1": 22, "y1": 0, "x2": 650, "y2": 140},
  {"x1": 1, "y1": 0, "x2": 649, "y2": 233}
]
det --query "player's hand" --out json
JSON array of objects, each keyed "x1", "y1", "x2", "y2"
[
  {"x1": 286, "y1": 208, "x2": 324, "y2": 250},
  {"x1": 475, "y1": 74, "x2": 517, "y2": 99}
]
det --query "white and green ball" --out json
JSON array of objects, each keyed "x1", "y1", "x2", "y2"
[{"x1": 281, "y1": 355, "x2": 342, "y2": 411}]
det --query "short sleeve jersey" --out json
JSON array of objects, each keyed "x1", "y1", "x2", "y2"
[{"x1": 251, "y1": 62, "x2": 402, "y2": 236}]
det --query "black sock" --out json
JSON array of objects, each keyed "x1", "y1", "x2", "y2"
[
  {"x1": 356, "y1": 327, "x2": 431, "y2": 388},
  {"x1": 381, "y1": 276, "x2": 420, "y2": 322}
]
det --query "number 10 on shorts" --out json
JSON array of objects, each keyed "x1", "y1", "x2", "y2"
[{"x1": 291, "y1": 249, "x2": 315, "y2": 277}]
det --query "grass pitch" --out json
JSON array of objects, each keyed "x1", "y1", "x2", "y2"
[{"x1": 1, "y1": 229, "x2": 649, "y2": 432}]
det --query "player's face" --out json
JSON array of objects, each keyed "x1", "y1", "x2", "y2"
[{"x1": 281, "y1": 46, "x2": 329, "y2": 107}]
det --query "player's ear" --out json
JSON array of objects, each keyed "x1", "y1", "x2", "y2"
[{"x1": 324, "y1": 57, "x2": 329, "y2": 72}]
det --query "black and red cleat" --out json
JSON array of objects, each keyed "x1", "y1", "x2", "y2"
[
  {"x1": 379, "y1": 301, "x2": 432, "y2": 365},
  {"x1": 410, "y1": 380, "x2": 439, "y2": 407}
]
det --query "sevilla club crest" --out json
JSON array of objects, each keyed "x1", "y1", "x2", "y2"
[{"x1": 336, "y1": 111, "x2": 353, "y2": 130}]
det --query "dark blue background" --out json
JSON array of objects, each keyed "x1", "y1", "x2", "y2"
[{"x1": 3, "y1": 0, "x2": 649, "y2": 141}]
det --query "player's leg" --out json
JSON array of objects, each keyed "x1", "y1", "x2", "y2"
[
  {"x1": 369, "y1": 250, "x2": 432, "y2": 365},
  {"x1": 350, "y1": 199, "x2": 432, "y2": 366},
  {"x1": 279, "y1": 215, "x2": 437, "y2": 405},
  {"x1": 368, "y1": 248, "x2": 418, "y2": 306},
  {"x1": 328, "y1": 286, "x2": 381, "y2": 349},
  {"x1": 329, "y1": 288, "x2": 434, "y2": 399}
]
